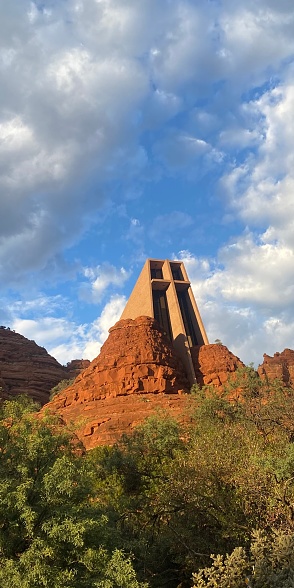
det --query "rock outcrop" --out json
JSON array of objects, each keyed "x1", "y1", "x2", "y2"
[
  {"x1": 43, "y1": 316, "x2": 190, "y2": 448},
  {"x1": 191, "y1": 344, "x2": 245, "y2": 388},
  {"x1": 64, "y1": 359, "x2": 91, "y2": 380},
  {"x1": 0, "y1": 327, "x2": 68, "y2": 404},
  {"x1": 0, "y1": 327, "x2": 89, "y2": 405},
  {"x1": 258, "y1": 349, "x2": 294, "y2": 387}
]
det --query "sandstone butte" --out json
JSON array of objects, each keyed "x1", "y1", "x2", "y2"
[
  {"x1": 42, "y1": 316, "x2": 245, "y2": 449},
  {"x1": 0, "y1": 326, "x2": 89, "y2": 405}
]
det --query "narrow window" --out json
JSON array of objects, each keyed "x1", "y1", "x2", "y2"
[
  {"x1": 176, "y1": 290, "x2": 198, "y2": 346},
  {"x1": 152, "y1": 290, "x2": 172, "y2": 340},
  {"x1": 151, "y1": 268, "x2": 163, "y2": 279},
  {"x1": 171, "y1": 265, "x2": 184, "y2": 281}
]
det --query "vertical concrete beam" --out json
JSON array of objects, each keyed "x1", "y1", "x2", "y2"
[{"x1": 120, "y1": 260, "x2": 153, "y2": 320}]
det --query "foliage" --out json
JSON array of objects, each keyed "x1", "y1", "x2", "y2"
[
  {"x1": 50, "y1": 379, "x2": 74, "y2": 400},
  {"x1": 2, "y1": 370, "x2": 294, "y2": 587},
  {"x1": 87, "y1": 372, "x2": 294, "y2": 587},
  {"x1": 0, "y1": 396, "x2": 146, "y2": 588},
  {"x1": 192, "y1": 529, "x2": 294, "y2": 588}
]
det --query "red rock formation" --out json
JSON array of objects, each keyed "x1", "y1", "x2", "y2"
[
  {"x1": 0, "y1": 327, "x2": 69, "y2": 405},
  {"x1": 191, "y1": 344, "x2": 244, "y2": 388},
  {"x1": 0, "y1": 375, "x2": 9, "y2": 399},
  {"x1": 258, "y1": 349, "x2": 294, "y2": 387},
  {"x1": 43, "y1": 316, "x2": 190, "y2": 448},
  {"x1": 64, "y1": 359, "x2": 90, "y2": 380}
]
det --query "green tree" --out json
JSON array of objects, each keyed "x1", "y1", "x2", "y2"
[
  {"x1": 192, "y1": 529, "x2": 294, "y2": 588},
  {"x1": 88, "y1": 414, "x2": 187, "y2": 587},
  {"x1": 0, "y1": 396, "x2": 147, "y2": 588}
]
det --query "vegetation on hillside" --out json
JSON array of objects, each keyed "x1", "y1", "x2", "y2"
[
  {"x1": 50, "y1": 379, "x2": 75, "y2": 400},
  {"x1": 1, "y1": 368, "x2": 294, "y2": 587}
]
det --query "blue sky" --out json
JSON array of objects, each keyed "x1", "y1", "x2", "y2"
[{"x1": 0, "y1": 0, "x2": 294, "y2": 366}]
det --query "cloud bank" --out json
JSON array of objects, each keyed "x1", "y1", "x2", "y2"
[{"x1": 0, "y1": 0, "x2": 294, "y2": 365}]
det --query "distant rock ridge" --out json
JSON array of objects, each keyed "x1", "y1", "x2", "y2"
[
  {"x1": 258, "y1": 349, "x2": 294, "y2": 387},
  {"x1": 0, "y1": 327, "x2": 88, "y2": 405},
  {"x1": 65, "y1": 359, "x2": 91, "y2": 380}
]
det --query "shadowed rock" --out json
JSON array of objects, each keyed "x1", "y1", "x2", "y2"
[{"x1": 258, "y1": 349, "x2": 294, "y2": 387}]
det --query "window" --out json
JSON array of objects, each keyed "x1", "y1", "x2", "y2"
[
  {"x1": 151, "y1": 268, "x2": 163, "y2": 279},
  {"x1": 171, "y1": 265, "x2": 184, "y2": 281},
  {"x1": 176, "y1": 290, "x2": 198, "y2": 346},
  {"x1": 152, "y1": 290, "x2": 172, "y2": 340}
]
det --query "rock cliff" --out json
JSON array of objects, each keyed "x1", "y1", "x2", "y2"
[
  {"x1": 191, "y1": 343, "x2": 245, "y2": 388},
  {"x1": 43, "y1": 317, "x2": 245, "y2": 448},
  {"x1": 0, "y1": 327, "x2": 88, "y2": 405},
  {"x1": 258, "y1": 349, "x2": 294, "y2": 387},
  {"x1": 3, "y1": 319, "x2": 293, "y2": 449},
  {"x1": 43, "y1": 316, "x2": 190, "y2": 448}
]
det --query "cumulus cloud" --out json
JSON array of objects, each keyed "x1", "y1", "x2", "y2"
[
  {"x1": 1, "y1": 0, "x2": 294, "y2": 286},
  {"x1": 1, "y1": 0, "x2": 294, "y2": 366},
  {"x1": 0, "y1": 0, "x2": 149, "y2": 283},
  {"x1": 10, "y1": 293, "x2": 126, "y2": 365},
  {"x1": 171, "y1": 64, "x2": 292, "y2": 366},
  {"x1": 80, "y1": 263, "x2": 131, "y2": 302},
  {"x1": 177, "y1": 242, "x2": 294, "y2": 366}
]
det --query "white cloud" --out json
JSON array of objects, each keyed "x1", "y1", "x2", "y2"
[
  {"x1": 154, "y1": 130, "x2": 212, "y2": 170},
  {"x1": 10, "y1": 293, "x2": 126, "y2": 365},
  {"x1": 12, "y1": 317, "x2": 71, "y2": 347},
  {"x1": 49, "y1": 294, "x2": 126, "y2": 364},
  {"x1": 177, "y1": 242, "x2": 294, "y2": 366},
  {"x1": 1, "y1": 0, "x2": 294, "y2": 370},
  {"x1": 81, "y1": 263, "x2": 131, "y2": 302},
  {"x1": 1, "y1": 0, "x2": 294, "y2": 286},
  {"x1": 219, "y1": 2, "x2": 294, "y2": 82},
  {"x1": 180, "y1": 73, "x2": 292, "y2": 366},
  {"x1": 0, "y1": 116, "x2": 34, "y2": 153}
]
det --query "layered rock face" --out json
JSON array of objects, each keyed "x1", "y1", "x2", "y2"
[
  {"x1": 64, "y1": 359, "x2": 91, "y2": 380},
  {"x1": 44, "y1": 317, "x2": 190, "y2": 448},
  {"x1": 0, "y1": 327, "x2": 68, "y2": 405},
  {"x1": 258, "y1": 349, "x2": 294, "y2": 387},
  {"x1": 191, "y1": 344, "x2": 244, "y2": 388}
]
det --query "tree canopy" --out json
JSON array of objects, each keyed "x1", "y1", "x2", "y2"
[{"x1": 1, "y1": 368, "x2": 294, "y2": 587}]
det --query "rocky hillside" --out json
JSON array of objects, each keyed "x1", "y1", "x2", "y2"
[
  {"x1": 43, "y1": 316, "x2": 245, "y2": 448},
  {"x1": 258, "y1": 348, "x2": 294, "y2": 386},
  {"x1": 0, "y1": 327, "x2": 87, "y2": 405},
  {"x1": 1, "y1": 320, "x2": 293, "y2": 448}
]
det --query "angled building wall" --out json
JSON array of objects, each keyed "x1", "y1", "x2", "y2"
[{"x1": 120, "y1": 259, "x2": 209, "y2": 384}]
